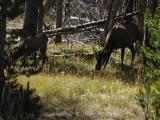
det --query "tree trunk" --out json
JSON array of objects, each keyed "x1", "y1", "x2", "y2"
[
  {"x1": 102, "y1": 0, "x2": 122, "y2": 45},
  {"x1": 138, "y1": 0, "x2": 147, "y2": 36},
  {"x1": 101, "y1": 0, "x2": 107, "y2": 9},
  {"x1": 43, "y1": 0, "x2": 55, "y2": 14},
  {"x1": 0, "y1": 3, "x2": 6, "y2": 83},
  {"x1": 43, "y1": 0, "x2": 51, "y2": 14},
  {"x1": 38, "y1": 0, "x2": 44, "y2": 33},
  {"x1": 7, "y1": 11, "x2": 138, "y2": 36},
  {"x1": 101, "y1": 0, "x2": 114, "y2": 44},
  {"x1": 43, "y1": 11, "x2": 138, "y2": 36},
  {"x1": 125, "y1": 0, "x2": 134, "y2": 21},
  {"x1": 55, "y1": 0, "x2": 64, "y2": 43},
  {"x1": 23, "y1": 0, "x2": 39, "y2": 36}
]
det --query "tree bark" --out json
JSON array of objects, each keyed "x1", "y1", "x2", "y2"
[
  {"x1": 55, "y1": 0, "x2": 64, "y2": 43},
  {"x1": 102, "y1": 0, "x2": 122, "y2": 45},
  {"x1": 101, "y1": 0, "x2": 107, "y2": 9},
  {"x1": 37, "y1": 0, "x2": 44, "y2": 33},
  {"x1": 23, "y1": 0, "x2": 39, "y2": 36},
  {"x1": 43, "y1": 0, "x2": 55, "y2": 14},
  {"x1": 43, "y1": 0, "x2": 51, "y2": 14},
  {"x1": 138, "y1": 0, "x2": 147, "y2": 37},
  {"x1": 0, "y1": 3, "x2": 6, "y2": 82},
  {"x1": 125, "y1": 0, "x2": 134, "y2": 21},
  {"x1": 102, "y1": 0, "x2": 114, "y2": 44},
  {"x1": 7, "y1": 11, "x2": 139, "y2": 36}
]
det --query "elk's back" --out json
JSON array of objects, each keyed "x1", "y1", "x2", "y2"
[{"x1": 106, "y1": 22, "x2": 140, "y2": 49}]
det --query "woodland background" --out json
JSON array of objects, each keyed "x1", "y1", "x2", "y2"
[{"x1": 0, "y1": 0, "x2": 160, "y2": 119}]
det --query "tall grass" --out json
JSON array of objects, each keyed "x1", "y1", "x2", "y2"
[
  {"x1": 12, "y1": 42, "x2": 145, "y2": 119},
  {"x1": 17, "y1": 72, "x2": 144, "y2": 119}
]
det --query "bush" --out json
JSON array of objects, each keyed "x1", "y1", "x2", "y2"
[
  {"x1": 137, "y1": 81, "x2": 160, "y2": 120},
  {"x1": 141, "y1": 8, "x2": 160, "y2": 81},
  {"x1": 0, "y1": 78, "x2": 42, "y2": 120},
  {"x1": 136, "y1": 7, "x2": 160, "y2": 120}
]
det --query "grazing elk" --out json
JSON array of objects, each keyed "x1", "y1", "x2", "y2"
[
  {"x1": 95, "y1": 22, "x2": 142, "y2": 70},
  {"x1": 21, "y1": 33, "x2": 48, "y2": 67},
  {"x1": 2, "y1": 41, "x2": 26, "y2": 74},
  {"x1": 9, "y1": 41, "x2": 26, "y2": 64},
  {"x1": 8, "y1": 33, "x2": 48, "y2": 68}
]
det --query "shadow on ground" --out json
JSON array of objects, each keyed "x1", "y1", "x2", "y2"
[
  {"x1": 2, "y1": 48, "x2": 145, "y2": 120},
  {"x1": 10, "y1": 51, "x2": 145, "y2": 86},
  {"x1": 0, "y1": 77, "x2": 42, "y2": 120},
  {"x1": 44, "y1": 55, "x2": 144, "y2": 85},
  {"x1": 39, "y1": 96, "x2": 94, "y2": 120}
]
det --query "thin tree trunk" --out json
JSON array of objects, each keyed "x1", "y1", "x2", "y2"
[
  {"x1": 43, "y1": 0, "x2": 51, "y2": 14},
  {"x1": 138, "y1": 0, "x2": 146, "y2": 34},
  {"x1": 23, "y1": 0, "x2": 39, "y2": 36},
  {"x1": 55, "y1": 0, "x2": 64, "y2": 43},
  {"x1": 43, "y1": 0, "x2": 55, "y2": 14},
  {"x1": 101, "y1": 0, "x2": 107, "y2": 9},
  {"x1": 0, "y1": 3, "x2": 6, "y2": 83},
  {"x1": 102, "y1": 0, "x2": 114, "y2": 44},
  {"x1": 7, "y1": 11, "x2": 139, "y2": 36},
  {"x1": 102, "y1": 0, "x2": 122, "y2": 45},
  {"x1": 38, "y1": 0, "x2": 44, "y2": 33},
  {"x1": 124, "y1": 0, "x2": 134, "y2": 22}
]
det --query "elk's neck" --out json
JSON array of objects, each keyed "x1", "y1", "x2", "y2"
[{"x1": 102, "y1": 42, "x2": 111, "y2": 54}]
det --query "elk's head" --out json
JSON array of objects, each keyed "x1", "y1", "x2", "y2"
[{"x1": 95, "y1": 51, "x2": 106, "y2": 70}]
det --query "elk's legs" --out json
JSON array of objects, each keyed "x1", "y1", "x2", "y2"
[
  {"x1": 102, "y1": 50, "x2": 112, "y2": 70},
  {"x1": 33, "y1": 52, "x2": 37, "y2": 67},
  {"x1": 40, "y1": 49, "x2": 48, "y2": 68},
  {"x1": 121, "y1": 47, "x2": 125, "y2": 69},
  {"x1": 129, "y1": 45, "x2": 136, "y2": 67}
]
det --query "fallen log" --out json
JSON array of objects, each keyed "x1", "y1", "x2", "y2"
[
  {"x1": 6, "y1": 11, "x2": 139, "y2": 36},
  {"x1": 44, "y1": 11, "x2": 139, "y2": 35}
]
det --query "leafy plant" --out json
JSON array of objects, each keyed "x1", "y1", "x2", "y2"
[
  {"x1": 141, "y1": 7, "x2": 160, "y2": 81},
  {"x1": 136, "y1": 5, "x2": 160, "y2": 120},
  {"x1": 136, "y1": 81, "x2": 160, "y2": 120},
  {"x1": 0, "y1": 78, "x2": 42, "y2": 120}
]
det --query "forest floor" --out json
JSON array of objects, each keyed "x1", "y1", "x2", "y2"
[{"x1": 14, "y1": 42, "x2": 145, "y2": 120}]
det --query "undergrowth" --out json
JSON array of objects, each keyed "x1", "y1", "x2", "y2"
[{"x1": 11, "y1": 42, "x2": 146, "y2": 119}]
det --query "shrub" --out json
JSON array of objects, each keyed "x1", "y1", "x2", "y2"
[
  {"x1": 137, "y1": 81, "x2": 160, "y2": 120},
  {"x1": 136, "y1": 7, "x2": 160, "y2": 120}
]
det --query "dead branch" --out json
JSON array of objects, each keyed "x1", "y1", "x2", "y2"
[{"x1": 6, "y1": 11, "x2": 139, "y2": 36}]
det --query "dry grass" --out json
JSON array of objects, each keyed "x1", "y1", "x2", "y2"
[
  {"x1": 7, "y1": 17, "x2": 23, "y2": 29},
  {"x1": 16, "y1": 72, "x2": 144, "y2": 120},
  {"x1": 14, "y1": 42, "x2": 145, "y2": 120}
]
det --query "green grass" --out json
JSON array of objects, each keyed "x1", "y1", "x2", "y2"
[
  {"x1": 14, "y1": 42, "x2": 145, "y2": 119},
  {"x1": 16, "y1": 73, "x2": 144, "y2": 119},
  {"x1": 47, "y1": 41, "x2": 99, "y2": 55}
]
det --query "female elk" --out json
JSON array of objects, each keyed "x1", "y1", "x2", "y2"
[
  {"x1": 22, "y1": 33, "x2": 48, "y2": 67},
  {"x1": 9, "y1": 33, "x2": 48, "y2": 68},
  {"x1": 95, "y1": 22, "x2": 142, "y2": 70}
]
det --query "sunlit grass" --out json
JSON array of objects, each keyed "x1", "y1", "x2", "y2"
[
  {"x1": 47, "y1": 42, "x2": 99, "y2": 55},
  {"x1": 17, "y1": 72, "x2": 144, "y2": 119},
  {"x1": 14, "y1": 42, "x2": 145, "y2": 119}
]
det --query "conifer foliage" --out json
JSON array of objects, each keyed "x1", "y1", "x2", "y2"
[{"x1": 0, "y1": 0, "x2": 25, "y2": 19}]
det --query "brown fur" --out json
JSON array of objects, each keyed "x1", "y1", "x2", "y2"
[
  {"x1": 22, "y1": 33, "x2": 48, "y2": 67},
  {"x1": 95, "y1": 22, "x2": 142, "y2": 70},
  {"x1": 9, "y1": 33, "x2": 48, "y2": 67}
]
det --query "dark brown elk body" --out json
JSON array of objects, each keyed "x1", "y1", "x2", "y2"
[
  {"x1": 10, "y1": 42, "x2": 25, "y2": 63},
  {"x1": 9, "y1": 33, "x2": 48, "y2": 67},
  {"x1": 95, "y1": 22, "x2": 142, "y2": 70},
  {"x1": 22, "y1": 33, "x2": 48, "y2": 67}
]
